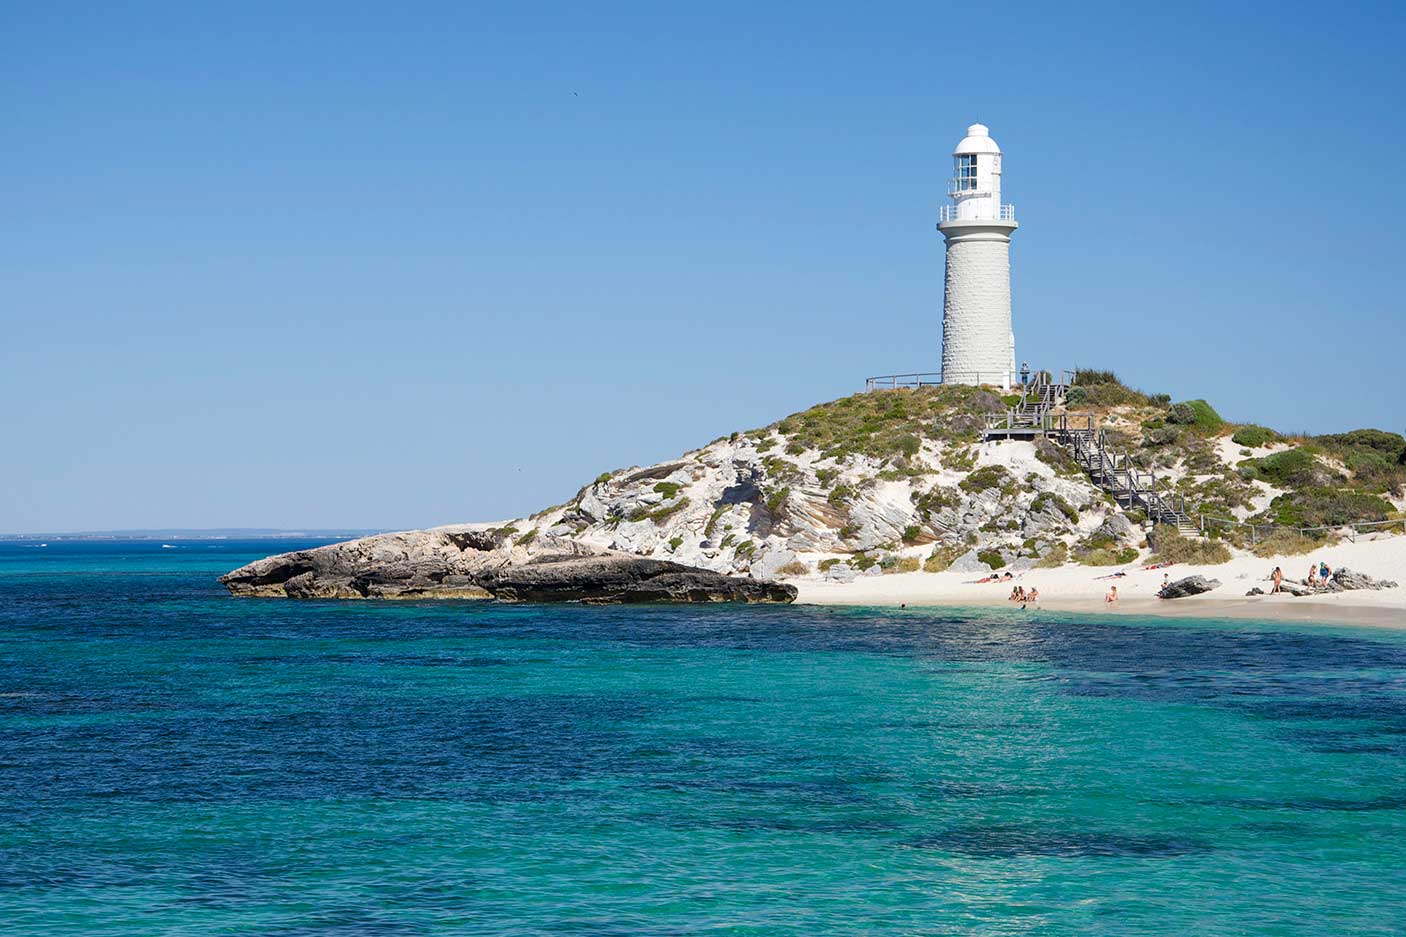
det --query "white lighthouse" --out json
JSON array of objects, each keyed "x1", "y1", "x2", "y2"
[{"x1": 938, "y1": 123, "x2": 1018, "y2": 387}]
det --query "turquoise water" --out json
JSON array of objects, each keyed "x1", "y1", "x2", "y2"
[{"x1": 3, "y1": 541, "x2": 1405, "y2": 934}]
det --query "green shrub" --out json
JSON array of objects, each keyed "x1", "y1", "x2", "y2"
[
  {"x1": 897, "y1": 434, "x2": 922, "y2": 457},
  {"x1": 734, "y1": 540, "x2": 756, "y2": 560},
  {"x1": 1171, "y1": 399, "x2": 1224, "y2": 434},
  {"x1": 775, "y1": 560, "x2": 810, "y2": 576},
  {"x1": 852, "y1": 553, "x2": 878, "y2": 571},
  {"x1": 888, "y1": 557, "x2": 921, "y2": 573},
  {"x1": 594, "y1": 472, "x2": 615, "y2": 485},
  {"x1": 667, "y1": 535, "x2": 684, "y2": 552},
  {"x1": 1148, "y1": 525, "x2": 1232, "y2": 565},
  {"x1": 1231, "y1": 425, "x2": 1278, "y2": 448},
  {"x1": 818, "y1": 558, "x2": 841, "y2": 572},
  {"x1": 814, "y1": 467, "x2": 839, "y2": 488},
  {"x1": 1031, "y1": 492, "x2": 1079, "y2": 523},
  {"x1": 516, "y1": 528, "x2": 538, "y2": 546},
  {"x1": 785, "y1": 442, "x2": 805, "y2": 456},
  {"x1": 1247, "y1": 448, "x2": 1322, "y2": 488},
  {"x1": 902, "y1": 525, "x2": 922, "y2": 543},
  {"x1": 1262, "y1": 488, "x2": 1392, "y2": 528},
  {"x1": 653, "y1": 481, "x2": 682, "y2": 499},
  {"x1": 703, "y1": 506, "x2": 726, "y2": 539},
  {"x1": 1142, "y1": 426, "x2": 1179, "y2": 447},
  {"x1": 764, "y1": 487, "x2": 791, "y2": 513},
  {"x1": 960, "y1": 465, "x2": 1011, "y2": 494},
  {"x1": 976, "y1": 549, "x2": 1005, "y2": 570}
]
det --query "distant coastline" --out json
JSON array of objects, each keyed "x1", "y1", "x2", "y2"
[{"x1": 0, "y1": 528, "x2": 387, "y2": 542}]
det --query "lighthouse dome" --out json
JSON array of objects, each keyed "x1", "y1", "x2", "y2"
[{"x1": 953, "y1": 123, "x2": 1001, "y2": 156}]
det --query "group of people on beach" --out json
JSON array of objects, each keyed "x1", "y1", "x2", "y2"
[
  {"x1": 1269, "y1": 560, "x2": 1336, "y2": 594},
  {"x1": 1008, "y1": 585, "x2": 1038, "y2": 605}
]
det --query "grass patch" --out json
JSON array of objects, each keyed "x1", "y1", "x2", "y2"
[
  {"x1": 818, "y1": 558, "x2": 842, "y2": 572},
  {"x1": 1148, "y1": 525, "x2": 1232, "y2": 565},
  {"x1": 1076, "y1": 546, "x2": 1138, "y2": 566},
  {"x1": 1249, "y1": 529, "x2": 1321, "y2": 558},
  {"x1": 1034, "y1": 542, "x2": 1069, "y2": 568},
  {"x1": 887, "y1": 557, "x2": 921, "y2": 574},
  {"x1": 923, "y1": 542, "x2": 966, "y2": 572}
]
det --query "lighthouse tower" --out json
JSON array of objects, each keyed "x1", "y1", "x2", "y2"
[{"x1": 938, "y1": 123, "x2": 1018, "y2": 387}]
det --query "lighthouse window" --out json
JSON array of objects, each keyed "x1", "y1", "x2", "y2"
[{"x1": 955, "y1": 154, "x2": 978, "y2": 191}]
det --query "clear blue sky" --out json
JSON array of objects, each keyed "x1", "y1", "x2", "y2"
[{"x1": 4, "y1": 1, "x2": 1404, "y2": 532}]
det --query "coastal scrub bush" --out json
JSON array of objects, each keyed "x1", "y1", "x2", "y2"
[
  {"x1": 1260, "y1": 488, "x2": 1392, "y2": 528},
  {"x1": 897, "y1": 434, "x2": 922, "y2": 457},
  {"x1": 814, "y1": 467, "x2": 839, "y2": 488},
  {"x1": 516, "y1": 528, "x2": 537, "y2": 547},
  {"x1": 703, "y1": 506, "x2": 726, "y2": 539},
  {"x1": 902, "y1": 525, "x2": 922, "y2": 544},
  {"x1": 924, "y1": 542, "x2": 966, "y2": 572},
  {"x1": 818, "y1": 558, "x2": 841, "y2": 572},
  {"x1": 1246, "y1": 448, "x2": 1323, "y2": 488},
  {"x1": 1076, "y1": 546, "x2": 1138, "y2": 566},
  {"x1": 887, "y1": 557, "x2": 921, "y2": 574},
  {"x1": 1031, "y1": 492, "x2": 1079, "y2": 523},
  {"x1": 1167, "y1": 399, "x2": 1224, "y2": 434},
  {"x1": 828, "y1": 484, "x2": 856, "y2": 505},
  {"x1": 734, "y1": 540, "x2": 756, "y2": 560},
  {"x1": 667, "y1": 535, "x2": 684, "y2": 552},
  {"x1": 1068, "y1": 369, "x2": 1149, "y2": 407},
  {"x1": 1147, "y1": 525, "x2": 1232, "y2": 566},
  {"x1": 851, "y1": 553, "x2": 878, "y2": 571},
  {"x1": 1231, "y1": 425, "x2": 1278, "y2": 448},
  {"x1": 976, "y1": 549, "x2": 1005, "y2": 570},
  {"x1": 764, "y1": 487, "x2": 791, "y2": 513},
  {"x1": 959, "y1": 465, "x2": 1011, "y2": 494},
  {"x1": 653, "y1": 482, "x2": 682, "y2": 499},
  {"x1": 775, "y1": 560, "x2": 810, "y2": 576},
  {"x1": 1249, "y1": 529, "x2": 1320, "y2": 558}
]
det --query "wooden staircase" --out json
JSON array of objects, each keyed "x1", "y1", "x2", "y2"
[{"x1": 982, "y1": 371, "x2": 1198, "y2": 534}]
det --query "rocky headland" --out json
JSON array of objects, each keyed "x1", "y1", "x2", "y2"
[{"x1": 223, "y1": 373, "x2": 1405, "y2": 607}]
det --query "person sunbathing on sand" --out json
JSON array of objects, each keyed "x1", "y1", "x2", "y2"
[{"x1": 1105, "y1": 585, "x2": 1118, "y2": 605}]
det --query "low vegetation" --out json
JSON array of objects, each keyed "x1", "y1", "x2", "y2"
[
  {"x1": 923, "y1": 542, "x2": 966, "y2": 572},
  {"x1": 1147, "y1": 525, "x2": 1232, "y2": 566},
  {"x1": 1249, "y1": 528, "x2": 1322, "y2": 558}
]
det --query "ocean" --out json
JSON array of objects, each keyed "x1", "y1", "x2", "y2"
[{"x1": 2, "y1": 539, "x2": 1404, "y2": 934}]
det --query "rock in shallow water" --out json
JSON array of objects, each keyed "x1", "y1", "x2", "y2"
[{"x1": 220, "y1": 528, "x2": 795, "y2": 604}]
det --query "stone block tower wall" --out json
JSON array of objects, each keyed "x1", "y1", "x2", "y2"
[
  {"x1": 941, "y1": 231, "x2": 1013, "y2": 383},
  {"x1": 938, "y1": 123, "x2": 1018, "y2": 386}
]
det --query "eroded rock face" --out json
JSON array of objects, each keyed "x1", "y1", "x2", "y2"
[
  {"x1": 220, "y1": 528, "x2": 796, "y2": 604},
  {"x1": 1158, "y1": 575, "x2": 1221, "y2": 599}
]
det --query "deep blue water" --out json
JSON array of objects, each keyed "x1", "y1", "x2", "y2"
[{"x1": 2, "y1": 539, "x2": 1405, "y2": 934}]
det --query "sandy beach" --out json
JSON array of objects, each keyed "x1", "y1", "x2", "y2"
[{"x1": 795, "y1": 534, "x2": 1406, "y2": 628}]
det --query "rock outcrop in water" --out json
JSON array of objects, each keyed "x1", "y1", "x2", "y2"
[{"x1": 220, "y1": 528, "x2": 797, "y2": 604}]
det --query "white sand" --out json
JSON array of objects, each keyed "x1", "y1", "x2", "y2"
[{"x1": 794, "y1": 535, "x2": 1406, "y2": 628}]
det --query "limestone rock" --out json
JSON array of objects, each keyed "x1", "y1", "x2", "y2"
[
  {"x1": 1096, "y1": 513, "x2": 1137, "y2": 545},
  {"x1": 1332, "y1": 568, "x2": 1399, "y2": 591},
  {"x1": 1158, "y1": 575, "x2": 1221, "y2": 599},
  {"x1": 221, "y1": 528, "x2": 795, "y2": 604}
]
